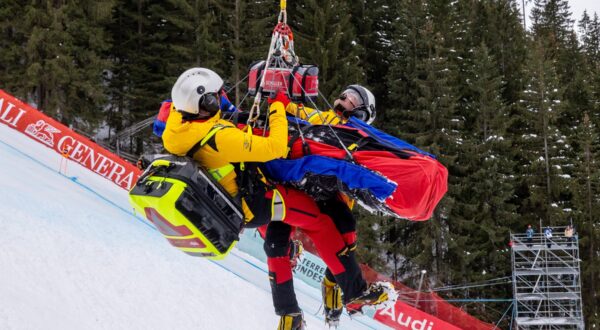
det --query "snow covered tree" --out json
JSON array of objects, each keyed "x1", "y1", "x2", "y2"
[
  {"x1": 471, "y1": 0, "x2": 528, "y2": 104},
  {"x1": 346, "y1": 0, "x2": 396, "y2": 116},
  {"x1": 384, "y1": 0, "x2": 428, "y2": 133},
  {"x1": 579, "y1": 12, "x2": 600, "y2": 117},
  {"x1": 391, "y1": 13, "x2": 460, "y2": 286},
  {"x1": 514, "y1": 40, "x2": 568, "y2": 225},
  {"x1": 530, "y1": 0, "x2": 574, "y2": 49},
  {"x1": 571, "y1": 112, "x2": 600, "y2": 325},
  {"x1": 456, "y1": 42, "x2": 517, "y2": 290},
  {"x1": 289, "y1": 0, "x2": 364, "y2": 102}
]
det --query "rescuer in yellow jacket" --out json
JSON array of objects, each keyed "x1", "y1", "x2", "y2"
[
  {"x1": 161, "y1": 69, "x2": 389, "y2": 330},
  {"x1": 162, "y1": 72, "x2": 288, "y2": 224}
]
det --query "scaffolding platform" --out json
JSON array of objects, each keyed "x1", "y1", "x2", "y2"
[{"x1": 511, "y1": 229, "x2": 585, "y2": 329}]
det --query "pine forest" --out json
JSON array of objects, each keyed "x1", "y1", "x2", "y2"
[{"x1": 1, "y1": 0, "x2": 599, "y2": 327}]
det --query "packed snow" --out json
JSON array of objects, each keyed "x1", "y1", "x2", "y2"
[{"x1": 0, "y1": 124, "x2": 388, "y2": 330}]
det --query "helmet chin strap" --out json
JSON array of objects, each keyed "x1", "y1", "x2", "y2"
[
  {"x1": 343, "y1": 107, "x2": 368, "y2": 121},
  {"x1": 336, "y1": 102, "x2": 368, "y2": 121}
]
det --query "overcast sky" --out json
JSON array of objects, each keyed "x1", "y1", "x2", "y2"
[
  {"x1": 520, "y1": 0, "x2": 600, "y2": 30},
  {"x1": 567, "y1": 0, "x2": 600, "y2": 20}
]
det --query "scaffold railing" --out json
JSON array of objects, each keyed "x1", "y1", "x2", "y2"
[{"x1": 510, "y1": 228, "x2": 585, "y2": 329}]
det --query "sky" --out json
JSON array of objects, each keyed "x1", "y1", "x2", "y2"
[
  {"x1": 0, "y1": 123, "x2": 387, "y2": 330},
  {"x1": 566, "y1": 0, "x2": 600, "y2": 20},
  {"x1": 520, "y1": 0, "x2": 600, "y2": 29}
]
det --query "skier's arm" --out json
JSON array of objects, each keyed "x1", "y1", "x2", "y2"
[{"x1": 214, "y1": 102, "x2": 288, "y2": 162}]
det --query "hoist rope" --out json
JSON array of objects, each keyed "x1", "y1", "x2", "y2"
[
  {"x1": 288, "y1": 71, "x2": 355, "y2": 160},
  {"x1": 225, "y1": 72, "x2": 251, "y2": 94},
  {"x1": 430, "y1": 276, "x2": 512, "y2": 292}
]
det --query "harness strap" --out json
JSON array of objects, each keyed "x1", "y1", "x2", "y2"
[
  {"x1": 208, "y1": 164, "x2": 235, "y2": 180},
  {"x1": 186, "y1": 124, "x2": 227, "y2": 158},
  {"x1": 186, "y1": 124, "x2": 235, "y2": 181}
]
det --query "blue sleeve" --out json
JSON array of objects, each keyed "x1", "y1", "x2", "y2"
[
  {"x1": 220, "y1": 95, "x2": 237, "y2": 113},
  {"x1": 153, "y1": 120, "x2": 166, "y2": 138}
]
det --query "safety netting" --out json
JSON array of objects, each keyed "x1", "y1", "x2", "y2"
[{"x1": 293, "y1": 231, "x2": 495, "y2": 330}]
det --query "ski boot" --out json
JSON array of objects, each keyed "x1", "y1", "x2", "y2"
[
  {"x1": 322, "y1": 277, "x2": 343, "y2": 328},
  {"x1": 277, "y1": 312, "x2": 306, "y2": 330},
  {"x1": 289, "y1": 239, "x2": 304, "y2": 270},
  {"x1": 346, "y1": 281, "x2": 398, "y2": 315}
]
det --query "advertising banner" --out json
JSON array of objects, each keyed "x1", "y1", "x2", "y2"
[
  {"x1": 375, "y1": 300, "x2": 463, "y2": 330},
  {"x1": 0, "y1": 90, "x2": 141, "y2": 190}
]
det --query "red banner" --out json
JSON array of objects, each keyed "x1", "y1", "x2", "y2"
[
  {"x1": 375, "y1": 300, "x2": 463, "y2": 330},
  {"x1": 0, "y1": 90, "x2": 141, "y2": 190}
]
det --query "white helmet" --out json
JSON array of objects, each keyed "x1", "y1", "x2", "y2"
[
  {"x1": 171, "y1": 68, "x2": 224, "y2": 116},
  {"x1": 345, "y1": 85, "x2": 376, "y2": 124}
]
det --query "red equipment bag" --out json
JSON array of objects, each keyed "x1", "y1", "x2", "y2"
[
  {"x1": 248, "y1": 60, "x2": 266, "y2": 95},
  {"x1": 248, "y1": 60, "x2": 290, "y2": 95},
  {"x1": 290, "y1": 65, "x2": 319, "y2": 103},
  {"x1": 248, "y1": 61, "x2": 318, "y2": 104}
]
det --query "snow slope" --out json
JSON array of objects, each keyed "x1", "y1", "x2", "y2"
[{"x1": 0, "y1": 123, "x2": 388, "y2": 330}]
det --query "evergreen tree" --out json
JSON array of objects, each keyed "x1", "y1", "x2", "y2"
[
  {"x1": 578, "y1": 11, "x2": 600, "y2": 62},
  {"x1": 19, "y1": 1, "x2": 114, "y2": 129},
  {"x1": 571, "y1": 112, "x2": 600, "y2": 326},
  {"x1": 107, "y1": 0, "x2": 170, "y2": 147},
  {"x1": 393, "y1": 15, "x2": 460, "y2": 286},
  {"x1": 347, "y1": 0, "x2": 395, "y2": 116},
  {"x1": 0, "y1": 0, "x2": 28, "y2": 95},
  {"x1": 385, "y1": 0, "x2": 428, "y2": 136},
  {"x1": 579, "y1": 12, "x2": 600, "y2": 114},
  {"x1": 355, "y1": 211, "x2": 394, "y2": 274},
  {"x1": 530, "y1": 0, "x2": 574, "y2": 50},
  {"x1": 472, "y1": 0, "x2": 528, "y2": 104},
  {"x1": 514, "y1": 40, "x2": 567, "y2": 225},
  {"x1": 106, "y1": 0, "x2": 225, "y2": 151},
  {"x1": 223, "y1": 0, "x2": 277, "y2": 105},
  {"x1": 451, "y1": 43, "x2": 517, "y2": 318},
  {"x1": 289, "y1": 0, "x2": 365, "y2": 103},
  {"x1": 576, "y1": 13, "x2": 600, "y2": 326}
]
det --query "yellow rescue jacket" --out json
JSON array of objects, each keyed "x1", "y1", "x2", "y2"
[
  {"x1": 162, "y1": 102, "x2": 289, "y2": 222},
  {"x1": 285, "y1": 103, "x2": 344, "y2": 125}
]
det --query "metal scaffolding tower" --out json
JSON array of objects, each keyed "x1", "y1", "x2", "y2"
[{"x1": 511, "y1": 228, "x2": 585, "y2": 329}]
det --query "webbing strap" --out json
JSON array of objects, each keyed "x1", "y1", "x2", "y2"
[
  {"x1": 186, "y1": 124, "x2": 227, "y2": 158},
  {"x1": 185, "y1": 124, "x2": 235, "y2": 182},
  {"x1": 208, "y1": 164, "x2": 235, "y2": 180},
  {"x1": 200, "y1": 124, "x2": 226, "y2": 146}
]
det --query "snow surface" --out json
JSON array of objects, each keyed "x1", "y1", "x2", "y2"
[{"x1": 0, "y1": 124, "x2": 388, "y2": 330}]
